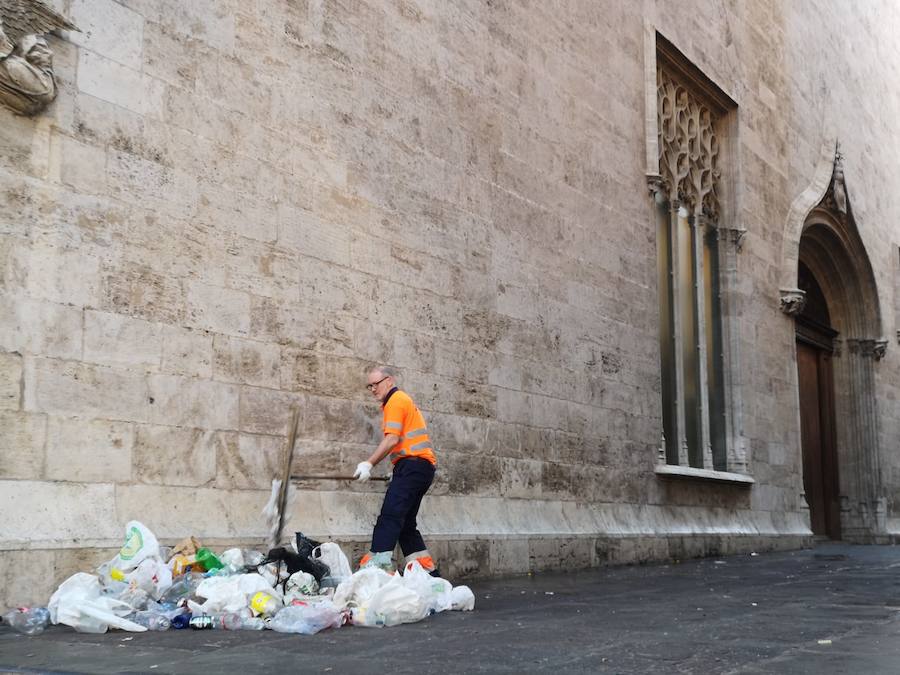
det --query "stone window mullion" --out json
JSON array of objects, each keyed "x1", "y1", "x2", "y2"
[
  {"x1": 668, "y1": 203, "x2": 690, "y2": 466},
  {"x1": 691, "y1": 214, "x2": 713, "y2": 470}
]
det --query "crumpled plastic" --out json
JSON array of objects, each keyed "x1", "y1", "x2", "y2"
[
  {"x1": 333, "y1": 567, "x2": 392, "y2": 610},
  {"x1": 449, "y1": 585, "x2": 475, "y2": 611},
  {"x1": 334, "y1": 562, "x2": 475, "y2": 626},
  {"x1": 313, "y1": 542, "x2": 352, "y2": 579},
  {"x1": 400, "y1": 560, "x2": 453, "y2": 613},
  {"x1": 125, "y1": 558, "x2": 173, "y2": 601},
  {"x1": 191, "y1": 573, "x2": 279, "y2": 615},
  {"x1": 284, "y1": 571, "x2": 320, "y2": 605},
  {"x1": 267, "y1": 601, "x2": 343, "y2": 634},
  {"x1": 354, "y1": 574, "x2": 428, "y2": 627},
  {"x1": 49, "y1": 573, "x2": 147, "y2": 633}
]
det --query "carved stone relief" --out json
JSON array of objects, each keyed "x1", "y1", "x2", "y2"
[
  {"x1": 779, "y1": 288, "x2": 807, "y2": 316},
  {"x1": 656, "y1": 68, "x2": 721, "y2": 220},
  {"x1": 822, "y1": 147, "x2": 849, "y2": 218},
  {"x1": 0, "y1": 0, "x2": 78, "y2": 116}
]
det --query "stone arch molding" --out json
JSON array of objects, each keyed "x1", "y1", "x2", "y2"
[{"x1": 778, "y1": 139, "x2": 886, "y2": 353}]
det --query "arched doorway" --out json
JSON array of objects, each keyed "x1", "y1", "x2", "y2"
[{"x1": 780, "y1": 149, "x2": 888, "y2": 541}]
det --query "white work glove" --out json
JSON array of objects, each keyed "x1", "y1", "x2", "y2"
[{"x1": 354, "y1": 461, "x2": 373, "y2": 482}]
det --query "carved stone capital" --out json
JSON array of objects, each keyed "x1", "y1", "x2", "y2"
[
  {"x1": 846, "y1": 338, "x2": 888, "y2": 360},
  {"x1": 647, "y1": 174, "x2": 667, "y2": 202},
  {"x1": 720, "y1": 227, "x2": 747, "y2": 252},
  {"x1": 779, "y1": 288, "x2": 807, "y2": 316}
]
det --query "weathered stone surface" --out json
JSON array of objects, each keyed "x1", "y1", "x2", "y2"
[
  {"x1": 238, "y1": 386, "x2": 305, "y2": 436},
  {"x1": 212, "y1": 334, "x2": 281, "y2": 387},
  {"x1": 160, "y1": 325, "x2": 213, "y2": 378},
  {"x1": 215, "y1": 432, "x2": 281, "y2": 490},
  {"x1": 77, "y1": 50, "x2": 164, "y2": 118},
  {"x1": 113, "y1": 484, "x2": 270, "y2": 540},
  {"x1": 25, "y1": 358, "x2": 150, "y2": 422},
  {"x1": 147, "y1": 374, "x2": 239, "y2": 430},
  {"x1": 45, "y1": 416, "x2": 133, "y2": 483},
  {"x1": 0, "y1": 411, "x2": 46, "y2": 479},
  {"x1": 186, "y1": 281, "x2": 252, "y2": 337},
  {"x1": 133, "y1": 424, "x2": 220, "y2": 486},
  {"x1": 69, "y1": 0, "x2": 145, "y2": 71},
  {"x1": 0, "y1": 351, "x2": 22, "y2": 410},
  {"x1": 84, "y1": 309, "x2": 163, "y2": 370},
  {"x1": 57, "y1": 134, "x2": 108, "y2": 194},
  {"x1": 0, "y1": 479, "x2": 118, "y2": 544}
]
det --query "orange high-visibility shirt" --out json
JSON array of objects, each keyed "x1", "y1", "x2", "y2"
[{"x1": 382, "y1": 389, "x2": 437, "y2": 466}]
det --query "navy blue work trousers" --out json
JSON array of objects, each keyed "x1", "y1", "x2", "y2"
[{"x1": 371, "y1": 458, "x2": 435, "y2": 555}]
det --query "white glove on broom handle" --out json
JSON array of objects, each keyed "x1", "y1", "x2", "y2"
[{"x1": 354, "y1": 461, "x2": 373, "y2": 482}]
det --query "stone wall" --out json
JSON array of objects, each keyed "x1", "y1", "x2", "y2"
[{"x1": 1, "y1": 0, "x2": 898, "y2": 608}]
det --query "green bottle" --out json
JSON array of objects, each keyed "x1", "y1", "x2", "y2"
[{"x1": 196, "y1": 547, "x2": 223, "y2": 572}]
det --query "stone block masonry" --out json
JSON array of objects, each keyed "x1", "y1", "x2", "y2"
[{"x1": 1, "y1": 0, "x2": 899, "y2": 610}]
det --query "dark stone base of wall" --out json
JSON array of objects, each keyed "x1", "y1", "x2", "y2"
[
  {"x1": 422, "y1": 533, "x2": 816, "y2": 581},
  {"x1": 0, "y1": 533, "x2": 815, "y2": 609}
]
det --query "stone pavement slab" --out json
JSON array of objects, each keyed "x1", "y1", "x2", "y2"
[{"x1": 2, "y1": 544, "x2": 900, "y2": 674}]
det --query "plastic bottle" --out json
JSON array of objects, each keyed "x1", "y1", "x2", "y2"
[
  {"x1": 169, "y1": 554, "x2": 197, "y2": 576},
  {"x1": 195, "y1": 548, "x2": 223, "y2": 572},
  {"x1": 243, "y1": 549, "x2": 265, "y2": 567},
  {"x1": 171, "y1": 612, "x2": 192, "y2": 629},
  {"x1": 2, "y1": 607, "x2": 51, "y2": 636},
  {"x1": 159, "y1": 573, "x2": 202, "y2": 605},
  {"x1": 131, "y1": 611, "x2": 171, "y2": 631},
  {"x1": 238, "y1": 616, "x2": 267, "y2": 630},
  {"x1": 268, "y1": 603, "x2": 341, "y2": 635}
]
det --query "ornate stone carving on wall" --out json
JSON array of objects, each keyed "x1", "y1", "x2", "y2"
[
  {"x1": 656, "y1": 68, "x2": 721, "y2": 220},
  {"x1": 820, "y1": 145, "x2": 851, "y2": 220},
  {"x1": 0, "y1": 0, "x2": 78, "y2": 115},
  {"x1": 778, "y1": 288, "x2": 807, "y2": 316},
  {"x1": 846, "y1": 338, "x2": 888, "y2": 361}
]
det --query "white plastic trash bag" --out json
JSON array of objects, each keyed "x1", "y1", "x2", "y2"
[
  {"x1": 450, "y1": 585, "x2": 475, "y2": 611},
  {"x1": 220, "y1": 548, "x2": 245, "y2": 568},
  {"x1": 49, "y1": 573, "x2": 147, "y2": 633},
  {"x1": 126, "y1": 558, "x2": 173, "y2": 601},
  {"x1": 400, "y1": 561, "x2": 453, "y2": 614},
  {"x1": 110, "y1": 521, "x2": 161, "y2": 574},
  {"x1": 356, "y1": 576, "x2": 428, "y2": 627},
  {"x1": 195, "y1": 573, "x2": 277, "y2": 615},
  {"x1": 313, "y1": 542, "x2": 352, "y2": 579},
  {"x1": 268, "y1": 602, "x2": 342, "y2": 635},
  {"x1": 333, "y1": 567, "x2": 392, "y2": 610}
]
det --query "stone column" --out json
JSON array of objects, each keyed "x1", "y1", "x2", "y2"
[{"x1": 720, "y1": 226, "x2": 747, "y2": 473}]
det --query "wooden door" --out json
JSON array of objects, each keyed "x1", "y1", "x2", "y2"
[{"x1": 797, "y1": 340, "x2": 841, "y2": 539}]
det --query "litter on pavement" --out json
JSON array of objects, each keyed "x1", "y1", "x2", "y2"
[{"x1": 2, "y1": 520, "x2": 474, "y2": 636}]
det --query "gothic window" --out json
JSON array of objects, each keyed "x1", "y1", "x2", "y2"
[{"x1": 649, "y1": 38, "x2": 743, "y2": 474}]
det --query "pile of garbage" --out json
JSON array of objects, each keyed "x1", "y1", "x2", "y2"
[{"x1": 2, "y1": 521, "x2": 475, "y2": 636}]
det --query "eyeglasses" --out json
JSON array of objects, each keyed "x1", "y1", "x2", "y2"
[{"x1": 366, "y1": 376, "x2": 389, "y2": 391}]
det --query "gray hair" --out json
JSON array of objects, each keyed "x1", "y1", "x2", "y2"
[{"x1": 368, "y1": 365, "x2": 398, "y2": 381}]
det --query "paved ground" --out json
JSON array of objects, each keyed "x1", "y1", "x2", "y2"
[{"x1": 2, "y1": 543, "x2": 900, "y2": 674}]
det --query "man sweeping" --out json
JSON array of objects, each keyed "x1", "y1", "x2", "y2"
[{"x1": 354, "y1": 366, "x2": 440, "y2": 577}]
